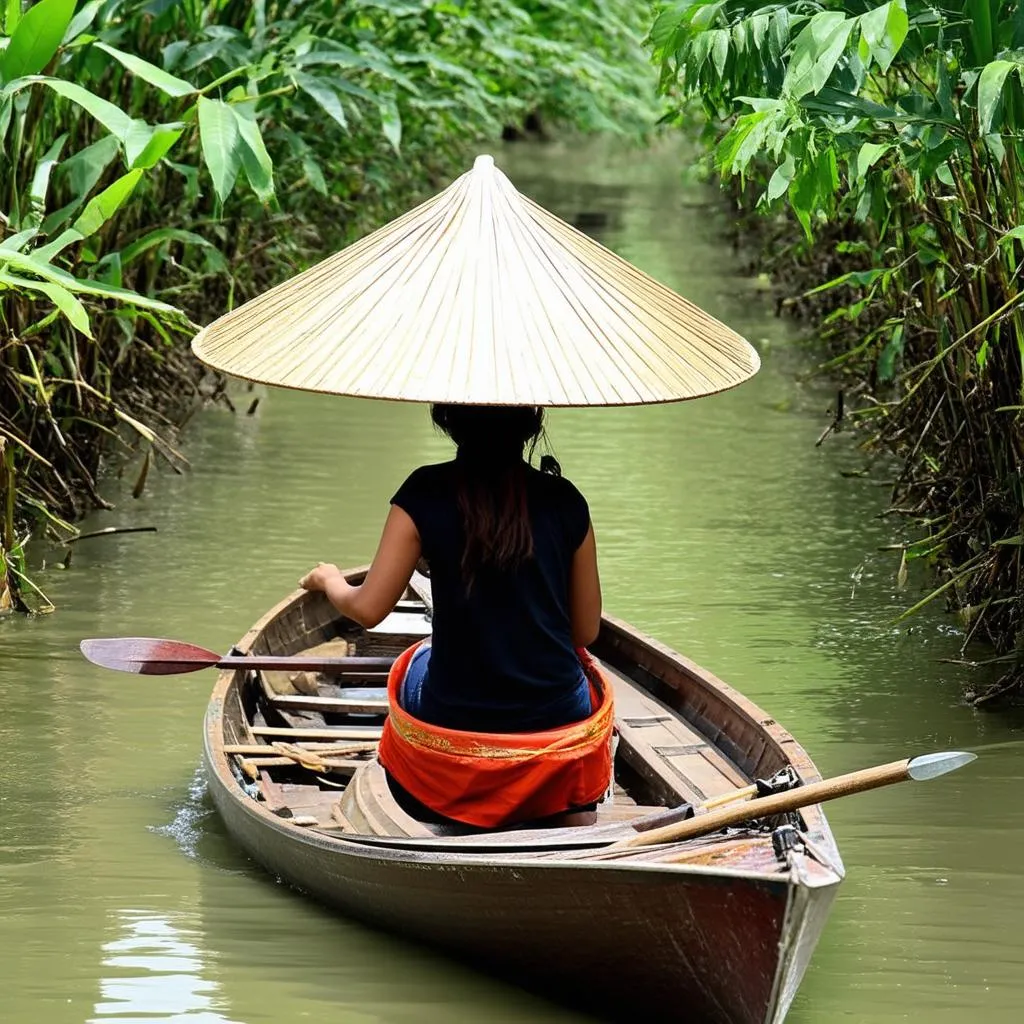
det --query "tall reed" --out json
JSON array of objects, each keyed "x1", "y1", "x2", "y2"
[{"x1": 648, "y1": 1, "x2": 1024, "y2": 700}]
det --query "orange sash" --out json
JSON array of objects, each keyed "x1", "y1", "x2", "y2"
[{"x1": 377, "y1": 642, "x2": 615, "y2": 828}]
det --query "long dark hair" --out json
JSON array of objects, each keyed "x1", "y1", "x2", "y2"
[{"x1": 431, "y1": 404, "x2": 552, "y2": 585}]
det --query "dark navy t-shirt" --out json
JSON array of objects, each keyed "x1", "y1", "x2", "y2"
[{"x1": 391, "y1": 459, "x2": 591, "y2": 732}]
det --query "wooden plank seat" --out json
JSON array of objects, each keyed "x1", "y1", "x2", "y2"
[{"x1": 598, "y1": 658, "x2": 748, "y2": 806}]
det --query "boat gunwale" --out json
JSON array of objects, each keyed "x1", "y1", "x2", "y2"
[
  {"x1": 205, "y1": 568, "x2": 842, "y2": 882},
  {"x1": 204, "y1": 713, "x2": 825, "y2": 883}
]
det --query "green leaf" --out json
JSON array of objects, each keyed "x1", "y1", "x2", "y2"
[
  {"x1": 72, "y1": 169, "x2": 143, "y2": 238},
  {"x1": 784, "y1": 13, "x2": 854, "y2": 99},
  {"x1": 709, "y1": 29, "x2": 729, "y2": 78},
  {"x1": 766, "y1": 152, "x2": 796, "y2": 201},
  {"x1": 856, "y1": 141, "x2": 890, "y2": 181},
  {"x1": 0, "y1": 268, "x2": 92, "y2": 337},
  {"x1": 977, "y1": 59, "x2": 1016, "y2": 133},
  {"x1": 292, "y1": 47, "x2": 370, "y2": 71},
  {"x1": 5, "y1": 77, "x2": 135, "y2": 140},
  {"x1": 379, "y1": 95, "x2": 401, "y2": 152},
  {"x1": 976, "y1": 338, "x2": 990, "y2": 369},
  {"x1": 0, "y1": 0, "x2": 76, "y2": 83},
  {"x1": 25, "y1": 132, "x2": 67, "y2": 228},
  {"x1": 302, "y1": 154, "x2": 328, "y2": 195},
  {"x1": 119, "y1": 227, "x2": 212, "y2": 265},
  {"x1": 232, "y1": 104, "x2": 274, "y2": 202},
  {"x1": 33, "y1": 228, "x2": 83, "y2": 262},
  {"x1": 967, "y1": 0, "x2": 995, "y2": 65},
  {"x1": 94, "y1": 42, "x2": 195, "y2": 98},
  {"x1": 648, "y1": 3, "x2": 689, "y2": 52},
  {"x1": 876, "y1": 322, "x2": 905, "y2": 382},
  {"x1": 63, "y1": 0, "x2": 104, "y2": 44},
  {"x1": 859, "y1": 2, "x2": 909, "y2": 74},
  {"x1": 57, "y1": 132, "x2": 119, "y2": 200},
  {"x1": 122, "y1": 119, "x2": 157, "y2": 169},
  {"x1": 95, "y1": 250, "x2": 121, "y2": 287},
  {"x1": 0, "y1": 228, "x2": 39, "y2": 252},
  {"x1": 998, "y1": 225, "x2": 1024, "y2": 247},
  {"x1": 0, "y1": 250, "x2": 182, "y2": 314},
  {"x1": 129, "y1": 124, "x2": 183, "y2": 170},
  {"x1": 817, "y1": 147, "x2": 839, "y2": 201},
  {"x1": 332, "y1": 76, "x2": 378, "y2": 103},
  {"x1": 197, "y1": 96, "x2": 242, "y2": 204},
  {"x1": 789, "y1": 159, "x2": 818, "y2": 240},
  {"x1": 295, "y1": 72, "x2": 348, "y2": 131},
  {"x1": 936, "y1": 52, "x2": 953, "y2": 120},
  {"x1": 691, "y1": 2, "x2": 725, "y2": 32},
  {"x1": 4, "y1": 0, "x2": 21, "y2": 34}
]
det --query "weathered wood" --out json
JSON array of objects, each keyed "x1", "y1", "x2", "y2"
[
  {"x1": 408, "y1": 571, "x2": 434, "y2": 612},
  {"x1": 600, "y1": 657, "x2": 745, "y2": 806},
  {"x1": 366, "y1": 610, "x2": 432, "y2": 636},
  {"x1": 340, "y1": 760, "x2": 434, "y2": 838},
  {"x1": 251, "y1": 725, "x2": 383, "y2": 740},
  {"x1": 203, "y1": 566, "x2": 845, "y2": 1024},
  {"x1": 224, "y1": 742, "x2": 377, "y2": 756},
  {"x1": 268, "y1": 693, "x2": 388, "y2": 714},
  {"x1": 238, "y1": 756, "x2": 364, "y2": 773}
]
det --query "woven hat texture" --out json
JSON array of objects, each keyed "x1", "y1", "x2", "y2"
[{"x1": 191, "y1": 154, "x2": 759, "y2": 405}]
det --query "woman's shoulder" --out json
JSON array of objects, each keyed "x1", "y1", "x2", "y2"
[
  {"x1": 392, "y1": 461, "x2": 456, "y2": 502},
  {"x1": 528, "y1": 464, "x2": 588, "y2": 507}
]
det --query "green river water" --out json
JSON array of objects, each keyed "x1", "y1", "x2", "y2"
[{"x1": 2, "y1": 138, "x2": 1023, "y2": 1024}]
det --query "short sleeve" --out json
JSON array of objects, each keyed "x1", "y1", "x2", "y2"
[
  {"x1": 559, "y1": 477, "x2": 591, "y2": 551},
  {"x1": 390, "y1": 466, "x2": 432, "y2": 535}
]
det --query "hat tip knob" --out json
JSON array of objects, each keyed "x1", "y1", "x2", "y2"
[{"x1": 473, "y1": 153, "x2": 495, "y2": 173}]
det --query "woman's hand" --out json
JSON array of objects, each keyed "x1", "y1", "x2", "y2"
[
  {"x1": 299, "y1": 562, "x2": 342, "y2": 592},
  {"x1": 298, "y1": 508, "x2": 421, "y2": 628}
]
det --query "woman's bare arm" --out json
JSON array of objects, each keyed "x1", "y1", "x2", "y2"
[
  {"x1": 299, "y1": 505, "x2": 422, "y2": 628},
  {"x1": 569, "y1": 523, "x2": 602, "y2": 648}
]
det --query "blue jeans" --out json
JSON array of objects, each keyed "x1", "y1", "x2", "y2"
[{"x1": 399, "y1": 643, "x2": 432, "y2": 717}]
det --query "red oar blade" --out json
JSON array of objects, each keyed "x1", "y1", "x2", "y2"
[{"x1": 80, "y1": 637, "x2": 222, "y2": 675}]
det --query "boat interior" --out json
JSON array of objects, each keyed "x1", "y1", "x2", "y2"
[{"x1": 217, "y1": 574, "x2": 835, "y2": 869}]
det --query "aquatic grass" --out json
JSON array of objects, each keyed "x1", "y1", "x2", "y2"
[{"x1": 649, "y1": 1, "x2": 1024, "y2": 701}]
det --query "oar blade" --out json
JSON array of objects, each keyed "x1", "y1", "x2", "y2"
[
  {"x1": 907, "y1": 751, "x2": 977, "y2": 781},
  {"x1": 79, "y1": 637, "x2": 221, "y2": 675}
]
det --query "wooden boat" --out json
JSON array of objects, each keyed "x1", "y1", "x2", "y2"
[{"x1": 203, "y1": 568, "x2": 843, "y2": 1023}]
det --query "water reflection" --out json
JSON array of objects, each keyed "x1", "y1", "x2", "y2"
[{"x1": 90, "y1": 911, "x2": 238, "y2": 1024}]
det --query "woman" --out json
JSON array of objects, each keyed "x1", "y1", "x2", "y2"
[{"x1": 299, "y1": 404, "x2": 610, "y2": 828}]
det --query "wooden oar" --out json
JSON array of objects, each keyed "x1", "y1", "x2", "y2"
[
  {"x1": 608, "y1": 751, "x2": 977, "y2": 851},
  {"x1": 79, "y1": 637, "x2": 394, "y2": 676}
]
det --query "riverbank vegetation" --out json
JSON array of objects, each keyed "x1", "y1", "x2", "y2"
[
  {"x1": 0, "y1": 0, "x2": 657, "y2": 613},
  {"x1": 649, "y1": 1, "x2": 1024, "y2": 702}
]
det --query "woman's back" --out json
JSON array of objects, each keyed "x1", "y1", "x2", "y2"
[{"x1": 392, "y1": 458, "x2": 590, "y2": 731}]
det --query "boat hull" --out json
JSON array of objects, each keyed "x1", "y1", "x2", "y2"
[
  {"x1": 203, "y1": 581, "x2": 843, "y2": 1022},
  {"x1": 205, "y1": 723, "x2": 835, "y2": 1024}
]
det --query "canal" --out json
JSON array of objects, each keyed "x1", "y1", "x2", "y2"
[{"x1": 2, "y1": 136, "x2": 1022, "y2": 1023}]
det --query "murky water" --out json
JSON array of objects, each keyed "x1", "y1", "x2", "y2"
[{"x1": 2, "y1": 137, "x2": 1023, "y2": 1023}]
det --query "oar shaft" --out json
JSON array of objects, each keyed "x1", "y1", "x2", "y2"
[
  {"x1": 615, "y1": 758, "x2": 912, "y2": 850},
  {"x1": 700, "y1": 784, "x2": 757, "y2": 810},
  {"x1": 218, "y1": 655, "x2": 394, "y2": 673}
]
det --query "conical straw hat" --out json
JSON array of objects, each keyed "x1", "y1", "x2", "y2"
[{"x1": 191, "y1": 155, "x2": 759, "y2": 405}]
